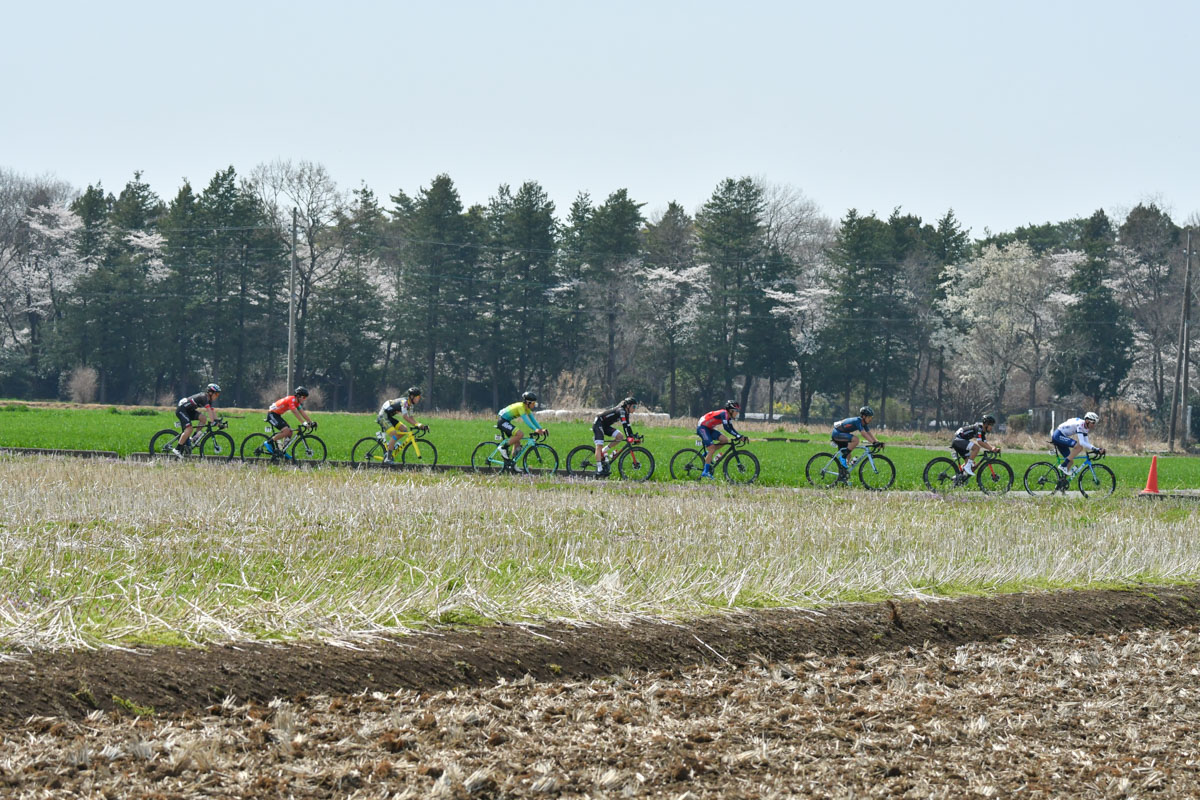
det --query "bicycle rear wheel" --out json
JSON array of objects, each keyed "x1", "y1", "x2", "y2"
[
  {"x1": 351, "y1": 436, "x2": 386, "y2": 465},
  {"x1": 1077, "y1": 463, "x2": 1115, "y2": 498},
  {"x1": 401, "y1": 439, "x2": 437, "y2": 467},
  {"x1": 805, "y1": 452, "x2": 844, "y2": 488},
  {"x1": 565, "y1": 445, "x2": 600, "y2": 476},
  {"x1": 976, "y1": 459, "x2": 1014, "y2": 495},
  {"x1": 200, "y1": 431, "x2": 236, "y2": 460},
  {"x1": 240, "y1": 433, "x2": 276, "y2": 462},
  {"x1": 471, "y1": 441, "x2": 503, "y2": 474},
  {"x1": 723, "y1": 450, "x2": 759, "y2": 484},
  {"x1": 149, "y1": 429, "x2": 182, "y2": 457},
  {"x1": 522, "y1": 443, "x2": 559, "y2": 474},
  {"x1": 618, "y1": 446, "x2": 655, "y2": 481},
  {"x1": 922, "y1": 457, "x2": 963, "y2": 493},
  {"x1": 291, "y1": 434, "x2": 327, "y2": 463},
  {"x1": 858, "y1": 454, "x2": 895, "y2": 490},
  {"x1": 1023, "y1": 462, "x2": 1063, "y2": 496},
  {"x1": 669, "y1": 448, "x2": 706, "y2": 480}
]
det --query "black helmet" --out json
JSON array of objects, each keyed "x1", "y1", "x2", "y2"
[
  {"x1": 522, "y1": 391, "x2": 537, "y2": 403},
  {"x1": 407, "y1": 386, "x2": 422, "y2": 397},
  {"x1": 206, "y1": 383, "x2": 221, "y2": 394},
  {"x1": 294, "y1": 386, "x2": 309, "y2": 397},
  {"x1": 981, "y1": 413, "x2": 996, "y2": 425},
  {"x1": 622, "y1": 396, "x2": 638, "y2": 407},
  {"x1": 859, "y1": 405, "x2": 874, "y2": 417},
  {"x1": 725, "y1": 400, "x2": 740, "y2": 411}
]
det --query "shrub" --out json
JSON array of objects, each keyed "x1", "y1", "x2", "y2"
[
  {"x1": 1007, "y1": 413, "x2": 1030, "y2": 434},
  {"x1": 65, "y1": 366, "x2": 99, "y2": 404}
]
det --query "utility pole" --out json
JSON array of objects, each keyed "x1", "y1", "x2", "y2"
[
  {"x1": 287, "y1": 208, "x2": 298, "y2": 392},
  {"x1": 1169, "y1": 229, "x2": 1193, "y2": 451}
]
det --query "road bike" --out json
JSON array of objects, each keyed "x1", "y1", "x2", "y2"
[
  {"x1": 669, "y1": 435, "x2": 760, "y2": 484},
  {"x1": 470, "y1": 430, "x2": 558, "y2": 475},
  {"x1": 804, "y1": 442, "x2": 895, "y2": 490},
  {"x1": 922, "y1": 449, "x2": 1014, "y2": 495},
  {"x1": 565, "y1": 432, "x2": 654, "y2": 481},
  {"x1": 240, "y1": 422, "x2": 327, "y2": 463},
  {"x1": 1023, "y1": 447, "x2": 1115, "y2": 498},
  {"x1": 148, "y1": 419, "x2": 235, "y2": 460},
  {"x1": 351, "y1": 424, "x2": 438, "y2": 467}
]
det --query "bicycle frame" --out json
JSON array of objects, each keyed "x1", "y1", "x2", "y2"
[
  {"x1": 382, "y1": 425, "x2": 429, "y2": 459},
  {"x1": 487, "y1": 430, "x2": 545, "y2": 468}
]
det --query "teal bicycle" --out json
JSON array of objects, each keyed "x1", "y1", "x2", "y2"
[
  {"x1": 470, "y1": 430, "x2": 559, "y2": 475},
  {"x1": 1023, "y1": 447, "x2": 1115, "y2": 498},
  {"x1": 804, "y1": 442, "x2": 895, "y2": 490}
]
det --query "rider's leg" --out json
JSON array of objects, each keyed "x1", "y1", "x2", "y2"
[
  {"x1": 1064, "y1": 442, "x2": 1085, "y2": 472},
  {"x1": 963, "y1": 441, "x2": 981, "y2": 474},
  {"x1": 843, "y1": 435, "x2": 861, "y2": 465},
  {"x1": 507, "y1": 429, "x2": 525, "y2": 459}
]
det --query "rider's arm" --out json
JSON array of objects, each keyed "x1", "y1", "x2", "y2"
[
  {"x1": 298, "y1": 408, "x2": 314, "y2": 426},
  {"x1": 522, "y1": 412, "x2": 543, "y2": 433}
]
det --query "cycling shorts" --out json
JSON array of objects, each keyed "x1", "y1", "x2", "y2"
[
  {"x1": 378, "y1": 412, "x2": 401, "y2": 431},
  {"x1": 592, "y1": 419, "x2": 616, "y2": 444},
  {"x1": 497, "y1": 419, "x2": 516, "y2": 437},
  {"x1": 176, "y1": 407, "x2": 199, "y2": 427},
  {"x1": 697, "y1": 424, "x2": 721, "y2": 448},
  {"x1": 951, "y1": 437, "x2": 973, "y2": 458},
  {"x1": 1051, "y1": 430, "x2": 1076, "y2": 459},
  {"x1": 267, "y1": 411, "x2": 289, "y2": 431},
  {"x1": 830, "y1": 430, "x2": 854, "y2": 445}
]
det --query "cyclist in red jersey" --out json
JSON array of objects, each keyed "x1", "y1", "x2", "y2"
[
  {"x1": 697, "y1": 400, "x2": 745, "y2": 479},
  {"x1": 265, "y1": 386, "x2": 316, "y2": 455}
]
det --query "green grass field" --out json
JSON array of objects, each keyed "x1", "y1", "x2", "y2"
[{"x1": 1, "y1": 401, "x2": 1197, "y2": 492}]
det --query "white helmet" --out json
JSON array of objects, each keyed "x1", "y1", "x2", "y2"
[{"x1": 1083, "y1": 411, "x2": 1099, "y2": 424}]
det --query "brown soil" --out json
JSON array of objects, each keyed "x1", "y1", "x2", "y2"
[{"x1": 2, "y1": 583, "x2": 1196, "y2": 731}]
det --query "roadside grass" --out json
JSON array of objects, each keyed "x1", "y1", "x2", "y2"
[
  {"x1": 2, "y1": 457, "x2": 1200, "y2": 651},
  {"x1": 1, "y1": 401, "x2": 1197, "y2": 491}
]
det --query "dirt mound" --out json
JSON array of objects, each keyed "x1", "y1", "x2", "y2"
[{"x1": 1, "y1": 584, "x2": 1196, "y2": 729}]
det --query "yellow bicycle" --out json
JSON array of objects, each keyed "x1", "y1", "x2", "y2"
[{"x1": 351, "y1": 424, "x2": 438, "y2": 467}]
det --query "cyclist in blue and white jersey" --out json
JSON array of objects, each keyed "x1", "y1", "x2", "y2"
[
  {"x1": 1052, "y1": 411, "x2": 1104, "y2": 474},
  {"x1": 830, "y1": 406, "x2": 884, "y2": 470}
]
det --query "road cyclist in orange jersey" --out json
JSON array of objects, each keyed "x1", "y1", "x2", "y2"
[{"x1": 265, "y1": 386, "x2": 316, "y2": 458}]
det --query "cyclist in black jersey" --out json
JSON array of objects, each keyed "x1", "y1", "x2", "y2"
[
  {"x1": 592, "y1": 396, "x2": 638, "y2": 474},
  {"x1": 174, "y1": 383, "x2": 221, "y2": 455},
  {"x1": 951, "y1": 414, "x2": 1001, "y2": 478}
]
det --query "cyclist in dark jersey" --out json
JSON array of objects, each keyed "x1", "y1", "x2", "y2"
[
  {"x1": 830, "y1": 406, "x2": 884, "y2": 469},
  {"x1": 951, "y1": 413, "x2": 1001, "y2": 479},
  {"x1": 697, "y1": 401, "x2": 744, "y2": 479},
  {"x1": 174, "y1": 383, "x2": 221, "y2": 455},
  {"x1": 592, "y1": 396, "x2": 639, "y2": 474}
]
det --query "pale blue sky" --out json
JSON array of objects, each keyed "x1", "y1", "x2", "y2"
[{"x1": 4, "y1": 0, "x2": 1197, "y2": 235}]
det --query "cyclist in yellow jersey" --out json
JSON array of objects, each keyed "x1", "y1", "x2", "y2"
[{"x1": 496, "y1": 391, "x2": 546, "y2": 462}]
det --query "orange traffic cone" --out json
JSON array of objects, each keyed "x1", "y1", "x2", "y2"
[{"x1": 1139, "y1": 455, "x2": 1163, "y2": 498}]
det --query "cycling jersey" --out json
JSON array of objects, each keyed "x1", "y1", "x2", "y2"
[
  {"x1": 178, "y1": 392, "x2": 212, "y2": 410},
  {"x1": 1053, "y1": 418, "x2": 1094, "y2": 451},
  {"x1": 594, "y1": 406, "x2": 634, "y2": 438},
  {"x1": 270, "y1": 395, "x2": 303, "y2": 415},
  {"x1": 378, "y1": 397, "x2": 415, "y2": 423},
  {"x1": 697, "y1": 410, "x2": 740, "y2": 447},
  {"x1": 498, "y1": 401, "x2": 540, "y2": 431},
  {"x1": 832, "y1": 416, "x2": 870, "y2": 435},
  {"x1": 954, "y1": 423, "x2": 988, "y2": 442}
]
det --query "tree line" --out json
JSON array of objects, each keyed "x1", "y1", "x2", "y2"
[{"x1": 0, "y1": 162, "x2": 1194, "y2": 433}]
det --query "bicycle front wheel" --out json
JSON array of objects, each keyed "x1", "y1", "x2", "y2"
[
  {"x1": 922, "y1": 457, "x2": 962, "y2": 493},
  {"x1": 565, "y1": 445, "x2": 599, "y2": 476},
  {"x1": 1023, "y1": 462, "x2": 1063, "y2": 496},
  {"x1": 401, "y1": 438, "x2": 437, "y2": 467},
  {"x1": 976, "y1": 459, "x2": 1014, "y2": 495},
  {"x1": 805, "y1": 452, "x2": 844, "y2": 488},
  {"x1": 1077, "y1": 463, "x2": 1116, "y2": 498},
  {"x1": 291, "y1": 434, "x2": 327, "y2": 463},
  {"x1": 240, "y1": 433, "x2": 276, "y2": 462},
  {"x1": 200, "y1": 431, "x2": 236, "y2": 460},
  {"x1": 471, "y1": 441, "x2": 503, "y2": 474},
  {"x1": 858, "y1": 454, "x2": 895, "y2": 490},
  {"x1": 522, "y1": 443, "x2": 559, "y2": 474},
  {"x1": 149, "y1": 429, "x2": 181, "y2": 457},
  {"x1": 351, "y1": 437, "x2": 385, "y2": 465},
  {"x1": 669, "y1": 448, "x2": 706, "y2": 480},
  {"x1": 723, "y1": 450, "x2": 760, "y2": 484},
  {"x1": 618, "y1": 446, "x2": 655, "y2": 481}
]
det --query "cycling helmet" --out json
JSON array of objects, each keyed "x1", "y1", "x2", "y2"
[
  {"x1": 522, "y1": 391, "x2": 537, "y2": 403},
  {"x1": 859, "y1": 405, "x2": 874, "y2": 417},
  {"x1": 206, "y1": 383, "x2": 221, "y2": 394},
  {"x1": 622, "y1": 396, "x2": 638, "y2": 408},
  {"x1": 981, "y1": 413, "x2": 996, "y2": 425},
  {"x1": 725, "y1": 400, "x2": 741, "y2": 411},
  {"x1": 1084, "y1": 411, "x2": 1099, "y2": 423},
  {"x1": 294, "y1": 386, "x2": 309, "y2": 397},
  {"x1": 407, "y1": 386, "x2": 422, "y2": 397}
]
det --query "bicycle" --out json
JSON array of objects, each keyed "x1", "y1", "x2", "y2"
[
  {"x1": 565, "y1": 432, "x2": 655, "y2": 481},
  {"x1": 804, "y1": 443, "x2": 895, "y2": 490},
  {"x1": 470, "y1": 430, "x2": 558, "y2": 475},
  {"x1": 669, "y1": 435, "x2": 760, "y2": 484},
  {"x1": 1023, "y1": 447, "x2": 1115, "y2": 498},
  {"x1": 240, "y1": 422, "x2": 327, "y2": 463},
  {"x1": 351, "y1": 424, "x2": 438, "y2": 467},
  {"x1": 148, "y1": 419, "x2": 235, "y2": 460},
  {"x1": 922, "y1": 449, "x2": 1014, "y2": 495}
]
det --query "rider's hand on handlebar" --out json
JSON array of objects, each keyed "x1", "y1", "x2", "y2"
[{"x1": 309, "y1": 421, "x2": 318, "y2": 430}]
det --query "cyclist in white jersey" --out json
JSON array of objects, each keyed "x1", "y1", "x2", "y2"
[{"x1": 1052, "y1": 411, "x2": 1105, "y2": 474}]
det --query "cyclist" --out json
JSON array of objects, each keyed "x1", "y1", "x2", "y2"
[
  {"x1": 1053, "y1": 411, "x2": 1104, "y2": 474},
  {"x1": 697, "y1": 401, "x2": 744, "y2": 479},
  {"x1": 173, "y1": 383, "x2": 221, "y2": 456},
  {"x1": 497, "y1": 391, "x2": 546, "y2": 464},
  {"x1": 952, "y1": 413, "x2": 1001, "y2": 479},
  {"x1": 592, "y1": 396, "x2": 639, "y2": 475},
  {"x1": 377, "y1": 387, "x2": 427, "y2": 464},
  {"x1": 830, "y1": 406, "x2": 884, "y2": 473},
  {"x1": 265, "y1": 386, "x2": 316, "y2": 457}
]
